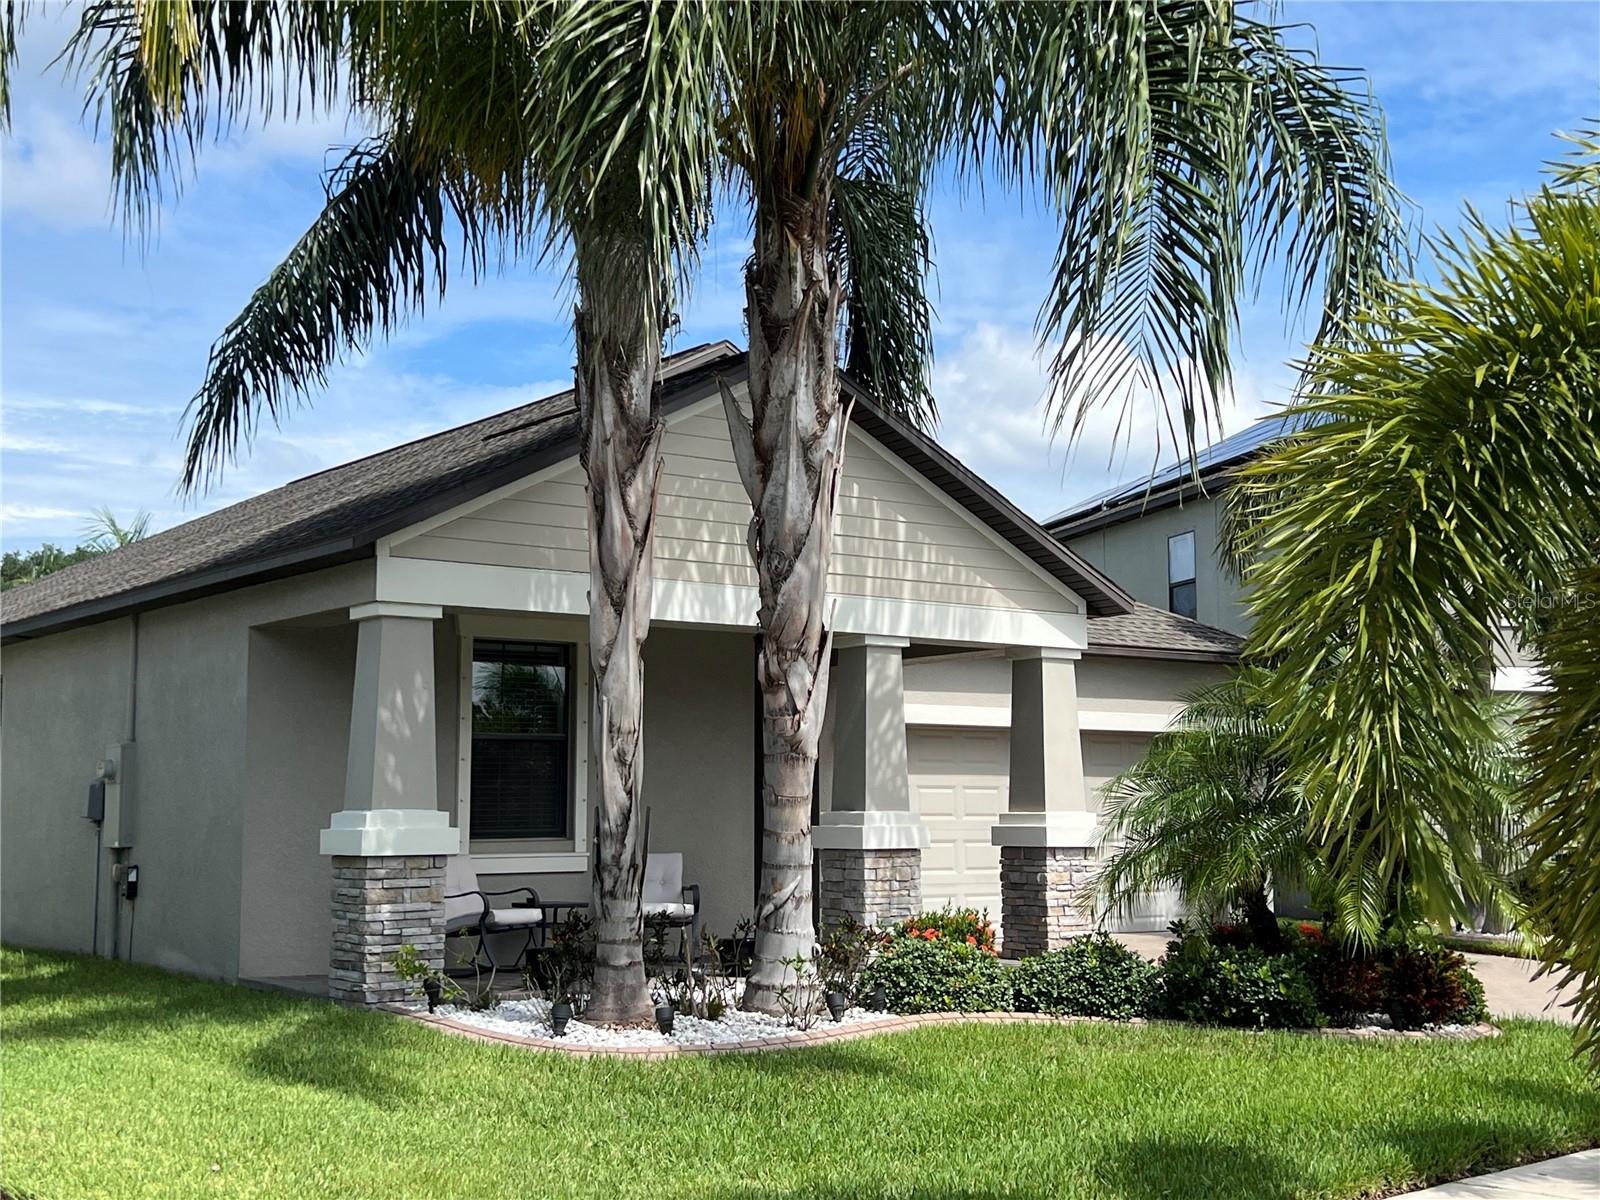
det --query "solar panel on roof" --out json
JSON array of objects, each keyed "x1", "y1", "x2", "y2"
[{"x1": 1046, "y1": 409, "x2": 1326, "y2": 526}]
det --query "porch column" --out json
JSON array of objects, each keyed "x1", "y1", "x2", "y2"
[
  {"x1": 813, "y1": 635, "x2": 928, "y2": 928},
  {"x1": 992, "y1": 647, "x2": 1094, "y2": 956},
  {"x1": 319, "y1": 603, "x2": 459, "y2": 1004}
]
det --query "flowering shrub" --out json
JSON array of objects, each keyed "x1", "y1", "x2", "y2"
[
  {"x1": 893, "y1": 906, "x2": 997, "y2": 954},
  {"x1": 862, "y1": 936, "x2": 1012, "y2": 1014},
  {"x1": 1011, "y1": 934, "x2": 1156, "y2": 1019}
]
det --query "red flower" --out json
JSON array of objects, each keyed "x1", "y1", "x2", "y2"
[
  {"x1": 966, "y1": 935, "x2": 978, "y2": 946},
  {"x1": 924, "y1": 929, "x2": 939, "y2": 940}
]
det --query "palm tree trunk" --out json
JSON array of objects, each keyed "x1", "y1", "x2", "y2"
[
  {"x1": 723, "y1": 195, "x2": 847, "y2": 1014},
  {"x1": 576, "y1": 292, "x2": 662, "y2": 1028},
  {"x1": 1241, "y1": 883, "x2": 1282, "y2": 951}
]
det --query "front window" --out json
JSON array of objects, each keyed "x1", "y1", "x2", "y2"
[
  {"x1": 470, "y1": 640, "x2": 572, "y2": 841},
  {"x1": 1167, "y1": 531, "x2": 1197, "y2": 620}
]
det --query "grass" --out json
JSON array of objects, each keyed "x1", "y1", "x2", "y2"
[
  {"x1": 1438, "y1": 935, "x2": 1540, "y2": 961},
  {"x1": 4, "y1": 948, "x2": 1597, "y2": 1200}
]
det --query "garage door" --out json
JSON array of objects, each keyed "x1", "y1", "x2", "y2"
[
  {"x1": 907, "y1": 728, "x2": 1008, "y2": 928},
  {"x1": 908, "y1": 726, "x2": 1183, "y2": 937},
  {"x1": 1083, "y1": 732, "x2": 1184, "y2": 933}
]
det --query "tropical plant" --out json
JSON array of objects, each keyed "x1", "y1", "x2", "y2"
[
  {"x1": 21, "y1": 1, "x2": 1403, "y2": 1017},
  {"x1": 1092, "y1": 669, "x2": 1527, "y2": 949},
  {"x1": 893, "y1": 907, "x2": 997, "y2": 954},
  {"x1": 3, "y1": 544, "x2": 104, "y2": 591},
  {"x1": 1091, "y1": 668, "x2": 1315, "y2": 950},
  {"x1": 687, "y1": 0, "x2": 1400, "y2": 1011},
  {"x1": 1227, "y1": 128, "x2": 1600, "y2": 1060},
  {"x1": 2, "y1": 507, "x2": 152, "y2": 590},
  {"x1": 47, "y1": 2, "x2": 723, "y2": 1025},
  {"x1": 81, "y1": 506, "x2": 152, "y2": 550}
]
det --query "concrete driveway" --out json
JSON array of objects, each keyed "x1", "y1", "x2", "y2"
[{"x1": 1112, "y1": 932, "x2": 1578, "y2": 1024}]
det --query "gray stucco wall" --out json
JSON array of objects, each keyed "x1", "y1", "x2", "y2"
[
  {"x1": 1065, "y1": 495, "x2": 1251, "y2": 635},
  {"x1": 239, "y1": 624, "x2": 357, "y2": 980},
  {"x1": 1, "y1": 619, "x2": 134, "y2": 957},
  {"x1": 1, "y1": 562, "x2": 373, "y2": 979}
]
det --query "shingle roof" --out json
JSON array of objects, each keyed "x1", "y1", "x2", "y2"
[
  {"x1": 1085, "y1": 602, "x2": 1243, "y2": 662},
  {"x1": 1046, "y1": 409, "x2": 1328, "y2": 536},
  {"x1": 2, "y1": 341, "x2": 1136, "y2": 640},
  {"x1": 1, "y1": 341, "x2": 738, "y2": 639}
]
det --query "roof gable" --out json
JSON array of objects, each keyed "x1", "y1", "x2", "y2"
[{"x1": 4, "y1": 343, "x2": 1132, "y2": 639}]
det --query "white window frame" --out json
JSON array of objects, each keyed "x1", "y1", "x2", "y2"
[
  {"x1": 456, "y1": 613, "x2": 590, "y2": 874},
  {"x1": 1167, "y1": 530, "x2": 1197, "y2": 619}
]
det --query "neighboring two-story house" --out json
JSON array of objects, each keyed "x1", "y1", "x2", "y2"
[{"x1": 1047, "y1": 413, "x2": 1542, "y2": 694}]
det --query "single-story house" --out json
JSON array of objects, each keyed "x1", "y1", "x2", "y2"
[{"x1": 0, "y1": 341, "x2": 1240, "y2": 1003}]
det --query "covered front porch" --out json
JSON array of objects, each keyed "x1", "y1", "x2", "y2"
[{"x1": 240, "y1": 589, "x2": 1101, "y2": 1003}]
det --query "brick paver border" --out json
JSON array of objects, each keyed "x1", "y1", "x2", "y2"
[{"x1": 385, "y1": 1006, "x2": 1500, "y2": 1060}]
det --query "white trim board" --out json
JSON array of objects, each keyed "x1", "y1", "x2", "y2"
[
  {"x1": 377, "y1": 555, "x2": 1088, "y2": 649},
  {"x1": 904, "y1": 703, "x2": 1178, "y2": 733}
]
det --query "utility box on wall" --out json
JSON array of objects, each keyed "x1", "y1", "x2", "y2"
[{"x1": 100, "y1": 742, "x2": 136, "y2": 849}]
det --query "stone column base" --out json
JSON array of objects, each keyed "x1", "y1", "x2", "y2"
[
  {"x1": 817, "y1": 848, "x2": 921, "y2": 929},
  {"x1": 998, "y1": 845, "x2": 1093, "y2": 958},
  {"x1": 330, "y1": 854, "x2": 445, "y2": 1004}
]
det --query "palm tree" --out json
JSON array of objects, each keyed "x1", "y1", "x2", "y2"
[
  {"x1": 1091, "y1": 670, "x2": 1317, "y2": 950},
  {"x1": 81, "y1": 506, "x2": 152, "y2": 551},
  {"x1": 1090, "y1": 668, "x2": 1525, "y2": 950},
  {"x1": 50, "y1": 1, "x2": 723, "y2": 1025},
  {"x1": 1228, "y1": 130, "x2": 1600, "y2": 1059},
  {"x1": 696, "y1": 1, "x2": 1401, "y2": 1011}
]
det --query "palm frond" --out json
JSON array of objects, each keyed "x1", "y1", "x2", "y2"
[
  {"x1": 1230, "y1": 143, "x2": 1600, "y2": 998},
  {"x1": 63, "y1": 0, "x2": 357, "y2": 235},
  {"x1": 832, "y1": 165, "x2": 935, "y2": 427},
  {"x1": 182, "y1": 136, "x2": 480, "y2": 490},
  {"x1": 1028, "y1": 2, "x2": 1405, "y2": 462}
]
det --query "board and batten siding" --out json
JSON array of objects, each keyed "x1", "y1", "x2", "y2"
[{"x1": 390, "y1": 402, "x2": 1080, "y2": 617}]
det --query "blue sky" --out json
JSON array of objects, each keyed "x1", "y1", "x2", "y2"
[{"x1": 3, "y1": 2, "x2": 1597, "y2": 552}]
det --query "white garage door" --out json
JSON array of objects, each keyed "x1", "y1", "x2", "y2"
[
  {"x1": 907, "y1": 728, "x2": 1008, "y2": 927},
  {"x1": 907, "y1": 726, "x2": 1183, "y2": 937}
]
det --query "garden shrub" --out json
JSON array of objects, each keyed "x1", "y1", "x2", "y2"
[
  {"x1": 862, "y1": 936, "x2": 1012, "y2": 1014},
  {"x1": 893, "y1": 906, "x2": 997, "y2": 954},
  {"x1": 1153, "y1": 924, "x2": 1323, "y2": 1029},
  {"x1": 1381, "y1": 941, "x2": 1489, "y2": 1028},
  {"x1": 1012, "y1": 934, "x2": 1156, "y2": 1019}
]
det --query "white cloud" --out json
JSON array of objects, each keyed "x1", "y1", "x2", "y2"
[
  {"x1": 930, "y1": 323, "x2": 1289, "y2": 520},
  {"x1": 1, "y1": 106, "x2": 116, "y2": 230}
]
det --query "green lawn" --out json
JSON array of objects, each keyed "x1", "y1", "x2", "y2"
[{"x1": 4, "y1": 949, "x2": 1597, "y2": 1200}]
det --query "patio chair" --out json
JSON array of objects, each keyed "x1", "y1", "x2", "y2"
[
  {"x1": 643, "y1": 852, "x2": 701, "y2": 971},
  {"x1": 443, "y1": 855, "x2": 544, "y2": 973}
]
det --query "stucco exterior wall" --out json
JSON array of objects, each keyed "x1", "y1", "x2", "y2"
[
  {"x1": 1064, "y1": 495, "x2": 1250, "y2": 634},
  {"x1": 239, "y1": 624, "x2": 357, "y2": 980},
  {"x1": 1, "y1": 561, "x2": 373, "y2": 979},
  {"x1": 1, "y1": 619, "x2": 134, "y2": 957}
]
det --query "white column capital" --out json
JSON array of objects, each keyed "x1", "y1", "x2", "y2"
[
  {"x1": 1005, "y1": 645, "x2": 1081, "y2": 662},
  {"x1": 320, "y1": 809, "x2": 460, "y2": 857},
  {"x1": 349, "y1": 602, "x2": 444, "y2": 623},
  {"x1": 990, "y1": 811, "x2": 1097, "y2": 849},
  {"x1": 814, "y1": 810, "x2": 930, "y2": 851},
  {"x1": 835, "y1": 634, "x2": 912, "y2": 650}
]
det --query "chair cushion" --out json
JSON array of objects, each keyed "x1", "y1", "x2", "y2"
[
  {"x1": 486, "y1": 907, "x2": 544, "y2": 928},
  {"x1": 643, "y1": 852, "x2": 684, "y2": 905},
  {"x1": 644, "y1": 901, "x2": 694, "y2": 921}
]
